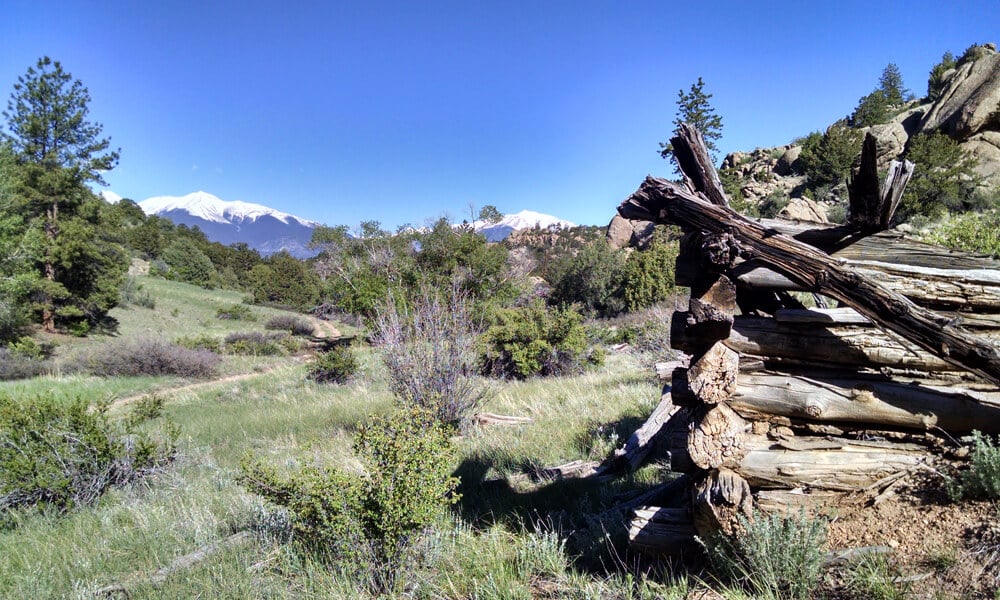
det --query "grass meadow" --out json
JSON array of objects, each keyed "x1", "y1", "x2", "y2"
[{"x1": 0, "y1": 275, "x2": 691, "y2": 599}]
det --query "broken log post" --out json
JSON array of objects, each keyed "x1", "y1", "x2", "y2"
[
  {"x1": 619, "y1": 176, "x2": 1000, "y2": 386},
  {"x1": 628, "y1": 506, "x2": 699, "y2": 558},
  {"x1": 731, "y1": 372, "x2": 1000, "y2": 434},
  {"x1": 672, "y1": 344, "x2": 741, "y2": 406},
  {"x1": 847, "y1": 133, "x2": 915, "y2": 232},
  {"x1": 691, "y1": 467, "x2": 753, "y2": 537},
  {"x1": 687, "y1": 403, "x2": 750, "y2": 471},
  {"x1": 612, "y1": 395, "x2": 678, "y2": 473}
]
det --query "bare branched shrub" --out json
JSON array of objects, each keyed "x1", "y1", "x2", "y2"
[
  {"x1": 76, "y1": 337, "x2": 220, "y2": 378},
  {"x1": 372, "y1": 285, "x2": 488, "y2": 427}
]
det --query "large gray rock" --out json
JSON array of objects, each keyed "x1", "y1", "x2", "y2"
[
  {"x1": 777, "y1": 197, "x2": 829, "y2": 224},
  {"x1": 606, "y1": 214, "x2": 655, "y2": 249},
  {"x1": 962, "y1": 130, "x2": 1000, "y2": 189},
  {"x1": 864, "y1": 121, "x2": 910, "y2": 163},
  {"x1": 919, "y1": 45, "x2": 1000, "y2": 140}
]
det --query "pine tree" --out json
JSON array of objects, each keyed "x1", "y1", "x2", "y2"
[
  {"x1": 2, "y1": 57, "x2": 125, "y2": 332},
  {"x1": 660, "y1": 77, "x2": 724, "y2": 163},
  {"x1": 927, "y1": 51, "x2": 956, "y2": 101},
  {"x1": 878, "y1": 63, "x2": 909, "y2": 105}
]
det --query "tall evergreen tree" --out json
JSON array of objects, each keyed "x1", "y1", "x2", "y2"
[
  {"x1": 2, "y1": 57, "x2": 125, "y2": 332},
  {"x1": 660, "y1": 77, "x2": 724, "y2": 163},
  {"x1": 878, "y1": 63, "x2": 909, "y2": 105}
]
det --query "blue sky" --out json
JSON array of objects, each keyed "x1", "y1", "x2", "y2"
[{"x1": 2, "y1": 1, "x2": 998, "y2": 228}]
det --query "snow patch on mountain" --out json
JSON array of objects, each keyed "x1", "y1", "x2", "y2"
[
  {"x1": 139, "y1": 191, "x2": 319, "y2": 227},
  {"x1": 100, "y1": 190, "x2": 123, "y2": 204},
  {"x1": 474, "y1": 209, "x2": 576, "y2": 242}
]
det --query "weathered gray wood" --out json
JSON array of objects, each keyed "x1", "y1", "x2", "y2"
[
  {"x1": 755, "y1": 488, "x2": 842, "y2": 517},
  {"x1": 618, "y1": 181, "x2": 1000, "y2": 383},
  {"x1": 672, "y1": 344, "x2": 740, "y2": 406},
  {"x1": 612, "y1": 396, "x2": 678, "y2": 473},
  {"x1": 672, "y1": 123, "x2": 729, "y2": 207},
  {"x1": 737, "y1": 435, "x2": 928, "y2": 491},
  {"x1": 687, "y1": 403, "x2": 750, "y2": 470},
  {"x1": 731, "y1": 372, "x2": 1000, "y2": 433},
  {"x1": 629, "y1": 506, "x2": 699, "y2": 558},
  {"x1": 692, "y1": 468, "x2": 752, "y2": 537}
]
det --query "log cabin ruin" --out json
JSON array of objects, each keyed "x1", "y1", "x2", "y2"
[{"x1": 612, "y1": 124, "x2": 1000, "y2": 558}]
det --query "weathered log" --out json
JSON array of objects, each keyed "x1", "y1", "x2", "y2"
[
  {"x1": 618, "y1": 176, "x2": 1000, "y2": 385},
  {"x1": 737, "y1": 435, "x2": 928, "y2": 491},
  {"x1": 731, "y1": 372, "x2": 1000, "y2": 434},
  {"x1": 612, "y1": 395, "x2": 678, "y2": 473},
  {"x1": 755, "y1": 488, "x2": 842, "y2": 517},
  {"x1": 672, "y1": 123, "x2": 729, "y2": 207},
  {"x1": 673, "y1": 315, "x2": 959, "y2": 372},
  {"x1": 600, "y1": 475, "x2": 692, "y2": 519},
  {"x1": 672, "y1": 344, "x2": 740, "y2": 406},
  {"x1": 628, "y1": 506, "x2": 699, "y2": 558},
  {"x1": 847, "y1": 133, "x2": 915, "y2": 232},
  {"x1": 474, "y1": 413, "x2": 533, "y2": 426},
  {"x1": 692, "y1": 468, "x2": 752, "y2": 537},
  {"x1": 666, "y1": 406, "x2": 695, "y2": 472},
  {"x1": 687, "y1": 403, "x2": 749, "y2": 471}
]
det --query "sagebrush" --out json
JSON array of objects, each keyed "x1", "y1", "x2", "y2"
[
  {"x1": 75, "y1": 337, "x2": 220, "y2": 378},
  {"x1": 307, "y1": 345, "x2": 358, "y2": 384}
]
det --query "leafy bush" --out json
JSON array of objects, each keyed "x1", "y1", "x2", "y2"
[
  {"x1": 948, "y1": 431, "x2": 1000, "y2": 501},
  {"x1": 797, "y1": 125, "x2": 862, "y2": 192},
  {"x1": 119, "y1": 276, "x2": 155, "y2": 309},
  {"x1": 239, "y1": 407, "x2": 459, "y2": 594},
  {"x1": 479, "y1": 300, "x2": 600, "y2": 379},
  {"x1": 265, "y1": 314, "x2": 314, "y2": 337},
  {"x1": 373, "y1": 286, "x2": 487, "y2": 427},
  {"x1": 621, "y1": 228, "x2": 679, "y2": 312},
  {"x1": 160, "y1": 237, "x2": 218, "y2": 288},
  {"x1": 216, "y1": 303, "x2": 256, "y2": 321},
  {"x1": 223, "y1": 331, "x2": 285, "y2": 356},
  {"x1": 0, "y1": 347, "x2": 50, "y2": 381},
  {"x1": 79, "y1": 337, "x2": 220, "y2": 378},
  {"x1": 174, "y1": 333, "x2": 223, "y2": 353},
  {"x1": 307, "y1": 345, "x2": 358, "y2": 384},
  {"x1": 897, "y1": 132, "x2": 981, "y2": 222},
  {"x1": 0, "y1": 393, "x2": 178, "y2": 515},
  {"x1": 926, "y1": 211, "x2": 1000, "y2": 257},
  {"x1": 703, "y1": 509, "x2": 828, "y2": 600},
  {"x1": 546, "y1": 240, "x2": 627, "y2": 318},
  {"x1": 7, "y1": 335, "x2": 46, "y2": 360}
]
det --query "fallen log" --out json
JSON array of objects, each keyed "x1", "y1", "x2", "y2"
[
  {"x1": 731, "y1": 372, "x2": 1000, "y2": 434},
  {"x1": 674, "y1": 316, "x2": 959, "y2": 373},
  {"x1": 755, "y1": 488, "x2": 843, "y2": 517},
  {"x1": 612, "y1": 395, "x2": 677, "y2": 473},
  {"x1": 737, "y1": 435, "x2": 929, "y2": 491},
  {"x1": 618, "y1": 176, "x2": 1000, "y2": 385},
  {"x1": 628, "y1": 506, "x2": 699, "y2": 558}
]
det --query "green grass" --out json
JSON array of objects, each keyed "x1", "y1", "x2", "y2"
[{"x1": 0, "y1": 276, "x2": 690, "y2": 598}]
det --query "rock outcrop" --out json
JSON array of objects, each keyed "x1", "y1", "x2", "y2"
[
  {"x1": 920, "y1": 44, "x2": 1000, "y2": 140},
  {"x1": 607, "y1": 214, "x2": 655, "y2": 249}
]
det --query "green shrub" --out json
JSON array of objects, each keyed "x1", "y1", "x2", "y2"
[
  {"x1": 265, "y1": 314, "x2": 314, "y2": 337},
  {"x1": 479, "y1": 300, "x2": 600, "y2": 379},
  {"x1": 239, "y1": 407, "x2": 459, "y2": 594},
  {"x1": 546, "y1": 240, "x2": 627, "y2": 318},
  {"x1": 216, "y1": 303, "x2": 256, "y2": 321},
  {"x1": 119, "y1": 276, "x2": 155, "y2": 309},
  {"x1": 0, "y1": 393, "x2": 178, "y2": 515},
  {"x1": 948, "y1": 431, "x2": 1000, "y2": 501},
  {"x1": 0, "y1": 348, "x2": 50, "y2": 381},
  {"x1": 79, "y1": 337, "x2": 220, "y2": 378},
  {"x1": 160, "y1": 238, "x2": 218, "y2": 288},
  {"x1": 927, "y1": 51, "x2": 956, "y2": 101},
  {"x1": 307, "y1": 345, "x2": 358, "y2": 384},
  {"x1": 7, "y1": 335, "x2": 45, "y2": 360},
  {"x1": 845, "y1": 553, "x2": 912, "y2": 600},
  {"x1": 926, "y1": 211, "x2": 1000, "y2": 257},
  {"x1": 621, "y1": 228, "x2": 679, "y2": 312},
  {"x1": 898, "y1": 132, "x2": 980, "y2": 222},
  {"x1": 223, "y1": 331, "x2": 284, "y2": 356},
  {"x1": 703, "y1": 509, "x2": 828, "y2": 600},
  {"x1": 373, "y1": 287, "x2": 488, "y2": 427},
  {"x1": 174, "y1": 333, "x2": 223, "y2": 353},
  {"x1": 797, "y1": 125, "x2": 862, "y2": 192}
]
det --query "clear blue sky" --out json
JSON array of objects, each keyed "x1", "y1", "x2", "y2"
[{"x1": 2, "y1": 1, "x2": 997, "y2": 228}]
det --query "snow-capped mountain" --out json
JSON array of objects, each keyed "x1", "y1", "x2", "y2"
[
  {"x1": 474, "y1": 210, "x2": 576, "y2": 242},
  {"x1": 138, "y1": 191, "x2": 320, "y2": 258}
]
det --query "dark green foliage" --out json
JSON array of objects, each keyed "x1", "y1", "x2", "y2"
[
  {"x1": 878, "y1": 63, "x2": 909, "y2": 106},
  {"x1": 547, "y1": 240, "x2": 627, "y2": 318},
  {"x1": 477, "y1": 204, "x2": 503, "y2": 224},
  {"x1": 660, "y1": 77, "x2": 724, "y2": 162},
  {"x1": 77, "y1": 337, "x2": 220, "y2": 378},
  {"x1": 704, "y1": 509, "x2": 828, "y2": 600},
  {"x1": 926, "y1": 211, "x2": 1000, "y2": 257},
  {"x1": 947, "y1": 431, "x2": 1000, "y2": 501},
  {"x1": 621, "y1": 228, "x2": 679, "y2": 312},
  {"x1": 160, "y1": 237, "x2": 218, "y2": 288},
  {"x1": 307, "y1": 346, "x2": 358, "y2": 384},
  {"x1": 479, "y1": 300, "x2": 600, "y2": 379},
  {"x1": 373, "y1": 286, "x2": 487, "y2": 426},
  {"x1": 927, "y1": 51, "x2": 956, "y2": 101},
  {"x1": 173, "y1": 334, "x2": 223, "y2": 353},
  {"x1": 265, "y1": 314, "x2": 314, "y2": 337},
  {"x1": 223, "y1": 331, "x2": 285, "y2": 356},
  {"x1": 898, "y1": 132, "x2": 980, "y2": 221},
  {"x1": 248, "y1": 251, "x2": 321, "y2": 311},
  {"x1": 796, "y1": 125, "x2": 862, "y2": 191},
  {"x1": 849, "y1": 90, "x2": 892, "y2": 128},
  {"x1": 215, "y1": 302, "x2": 256, "y2": 321},
  {"x1": 2, "y1": 57, "x2": 126, "y2": 333},
  {"x1": 239, "y1": 407, "x2": 459, "y2": 593},
  {"x1": 0, "y1": 393, "x2": 177, "y2": 515}
]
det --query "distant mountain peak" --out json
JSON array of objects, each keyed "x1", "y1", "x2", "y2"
[
  {"x1": 473, "y1": 209, "x2": 575, "y2": 242},
  {"x1": 138, "y1": 191, "x2": 320, "y2": 258}
]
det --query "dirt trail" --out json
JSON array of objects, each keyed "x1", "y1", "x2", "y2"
[{"x1": 310, "y1": 317, "x2": 342, "y2": 339}]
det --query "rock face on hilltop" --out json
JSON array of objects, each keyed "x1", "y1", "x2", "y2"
[{"x1": 707, "y1": 44, "x2": 999, "y2": 213}]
